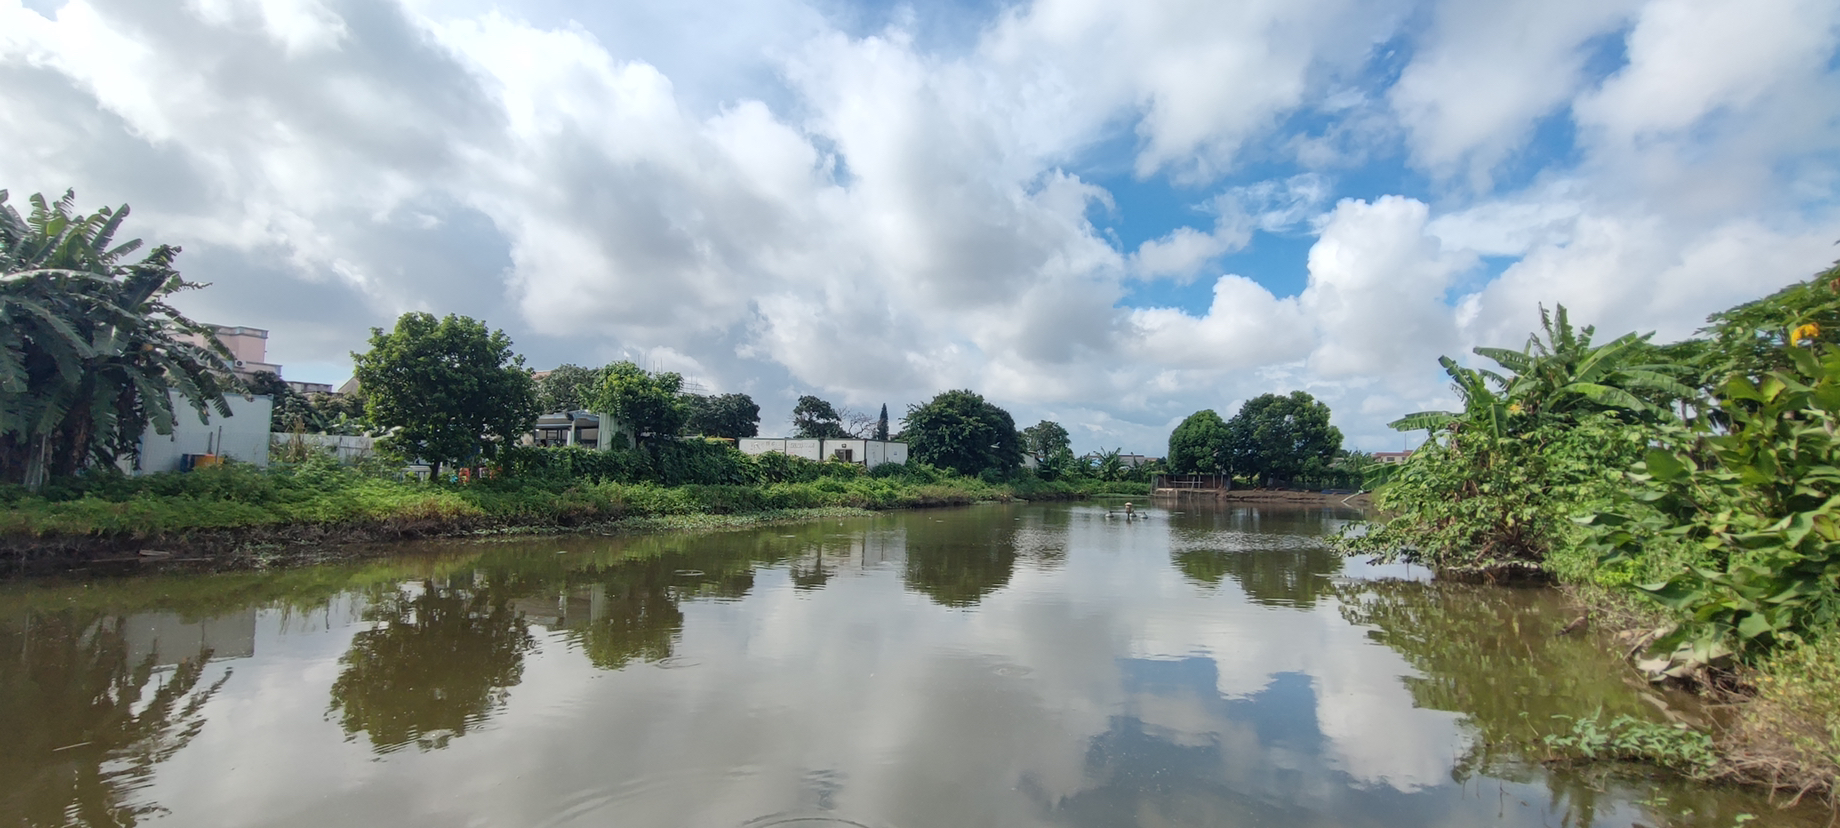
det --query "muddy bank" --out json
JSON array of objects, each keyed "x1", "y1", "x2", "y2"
[{"x1": 0, "y1": 507, "x2": 879, "y2": 575}]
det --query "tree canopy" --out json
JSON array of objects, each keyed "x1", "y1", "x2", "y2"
[
  {"x1": 684, "y1": 392, "x2": 760, "y2": 439},
  {"x1": 903, "y1": 389, "x2": 1021, "y2": 476},
  {"x1": 585, "y1": 362, "x2": 686, "y2": 447},
  {"x1": 873, "y1": 404, "x2": 890, "y2": 441},
  {"x1": 351, "y1": 312, "x2": 537, "y2": 474},
  {"x1": 535, "y1": 364, "x2": 605, "y2": 413},
  {"x1": 790, "y1": 394, "x2": 848, "y2": 438},
  {"x1": 1225, "y1": 391, "x2": 1342, "y2": 484},
  {"x1": 1020, "y1": 420, "x2": 1071, "y2": 458},
  {"x1": 1167, "y1": 409, "x2": 1229, "y2": 474},
  {"x1": 1, "y1": 189, "x2": 234, "y2": 485}
]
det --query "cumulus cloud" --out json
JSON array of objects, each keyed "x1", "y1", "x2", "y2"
[{"x1": 0, "y1": 0, "x2": 1834, "y2": 455}]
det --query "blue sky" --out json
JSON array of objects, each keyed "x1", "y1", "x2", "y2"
[{"x1": 1, "y1": 0, "x2": 1836, "y2": 452}]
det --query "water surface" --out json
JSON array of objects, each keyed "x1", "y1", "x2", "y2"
[{"x1": 0, "y1": 502, "x2": 1820, "y2": 827}]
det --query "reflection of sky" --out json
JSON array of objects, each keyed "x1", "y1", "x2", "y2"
[{"x1": 122, "y1": 504, "x2": 1643, "y2": 827}]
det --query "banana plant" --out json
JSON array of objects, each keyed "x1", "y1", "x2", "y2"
[{"x1": 0, "y1": 189, "x2": 233, "y2": 485}]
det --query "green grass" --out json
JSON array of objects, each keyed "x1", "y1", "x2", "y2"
[{"x1": 0, "y1": 459, "x2": 1117, "y2": 542}]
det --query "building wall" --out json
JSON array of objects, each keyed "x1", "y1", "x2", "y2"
[
  {"x1": 135, "y1": 393, "x2": 273, "y2": 474},
  {"x1": 740, "y1": 438, "x2": 906, "y2": 467}
]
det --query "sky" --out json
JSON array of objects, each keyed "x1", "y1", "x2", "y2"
[{"x1": 2, "y1": 0, "x2": 1837, "y2": 454}]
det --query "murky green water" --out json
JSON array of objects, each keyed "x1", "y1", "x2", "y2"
[{"x1": 0, "y1": 502, "x2": 1824, "y2": 827}]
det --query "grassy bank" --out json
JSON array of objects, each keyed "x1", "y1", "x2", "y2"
[{"x1": 0, "y1": 456, "x2": 1148, "y2": 564}]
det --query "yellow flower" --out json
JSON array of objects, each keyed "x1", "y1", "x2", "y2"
[
  {"x1": 1791, "y1": 322, "x2": 1821, "y2": 346},
  {"x1": 1507, "y1": 402, "x2": 1523, "y2": 414}
]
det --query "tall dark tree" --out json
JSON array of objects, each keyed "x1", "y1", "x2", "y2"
[
  {"x1": 534, "y1": 363, "x2": 605, "y2": 413},
  {"x1": 684, "y1": 392, "x2": 760, "y2": 439},
  {"x1": 0, "y1": 190, "x2": 234, "y2": 485},
  {"x1": 903, "y1": 390, "x2": 1021, "y2": 476},
  {"x1": 873, "y1": 404, "x2": 891, "y2": 441},
  {"x1": 1020, "y1": 419, "x2": 1071, "y2": 458},
  {"x1": 790, "y1": 394, "x2": 848, "y2": 438},
  {"x1": 351, "y1": 313, "x2": 538, "y2": 475},
  {"x1": 1225, "y1": 391, "x2": 1342, "y2": 485},
  {"x1": 1167, "y1": 409, "x2": 1229, "y2": 473}
]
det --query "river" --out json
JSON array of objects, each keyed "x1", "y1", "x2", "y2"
[{"x1": 0, "y1": 501, "x2": 1824, "y2": 827}]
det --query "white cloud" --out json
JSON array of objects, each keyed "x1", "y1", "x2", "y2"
[
  {"x1": 0, "y1": 0, "x2": 1835, "y2": 457},
  {"x1": 1389, "y1": 0, "x2": 1639, "y2": 185}
]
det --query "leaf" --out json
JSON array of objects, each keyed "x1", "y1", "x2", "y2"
[{"x1": 1643, "y1": 448, "x2": 1688, "y2": 482}]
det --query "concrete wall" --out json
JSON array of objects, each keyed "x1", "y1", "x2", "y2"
[
  {"x1": 741, "y1": 438, "x2": 906, "y2": 467},
  {"x1": 135, "y1": 393, "x2": 273, "y2": 474},
  {"x1": 272, "y1": 432, "x2": 374, "y2": 464}
]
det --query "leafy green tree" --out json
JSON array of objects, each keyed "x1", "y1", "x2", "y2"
[
  {"x1": 351, "y1": 312, "x2": 538, "y2": 475},
  {"x1": 1225, "y1": 391, "x2": 1341, "y2": 485},
  {"x1": 1020, "y1": 419, "x2": 1071, "y2": 458},
  {"x1": 0, "y1": 189, "x2": 234, "y2": 485},
  {"x1": 684, "y1": 392, "x2": 760, "y2": 439},
  {"x1": 873, "y1": 404, "x2": 891, "y2": 441},
  {"x1": 248, "y1": 371, "x2": 324, "y2": 433},
  {"x1": 535, "y1": 363, "x2": 605, "y2": 413},
  {"x1": 586, "y1": 361, "x2": 686, "y2": 447},
  {"x1": 1167, "y1": 409, "x2": 1229, "y2": 473},
  {"x1": 904, "y1": 390, "x2": 1021, "y2": 476},
  {"x1": 790, "y1": 394, "x2": 847, "y2": 438}
]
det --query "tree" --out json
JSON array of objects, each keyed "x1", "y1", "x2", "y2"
[
  {"x1": 248, "y1": 371, "x2": 324, "y2": 433},
  {"x1": 684, "y1": 392, "x2": 760, "y2": 439},
  {"x1": 1020, "y1": 419, "x2": 1071, "y2": 458},
  {"x1": 1166, "y1": 410, "x2": 1229, "y2": 473},
  {"x1": 535, "y1": 364, "x2": 605, "y2": 413},
  {"x1": 873, "y1": 404, "x2": 890, "y2": 441},
  {"x1": 903, "y1": 389, "x2": 1021, "y2": 477},
  {"x1": 1, "y1": 189, "x2": 234, "y2": 485},
  {"x1": 1225, "y1": 391, "x2": 1342, "y2": 485},
  {"x1": 586, "y1": 361, "x2": 686, "y2": 447},
  {"x1": 790, "y1": 394, "x2": 848, "y2": 438},
  {"x1": 351, "y1": 312, "x2": 538, "y2": 475}
]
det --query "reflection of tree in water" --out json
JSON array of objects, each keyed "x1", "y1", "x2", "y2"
[
  {"x1": 570, "y1": 557, "x2": 684, "y2": 670},
  {"x1": 329, "y1": 575, "x2": 534, "y2": 753},
  {"x1": 1174, "y1": 543, "x2": 1342, "y2": 608},
  {"x1": 0, "y1": 612, "x2": 229, "y2": 827},
  {"x1": 1334, "y1": 579, "x2": 1741, "y2": 827},
  {"x1": 902, "y1": 509, "x2": 1020, "y2": 607}
]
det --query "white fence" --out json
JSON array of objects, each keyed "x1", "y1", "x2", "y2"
[{"x1": 270, "y1": 432, "x2": 375, "y2": 464}]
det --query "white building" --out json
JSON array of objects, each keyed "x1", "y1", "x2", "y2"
[
  {"x1": 130, "y1": 392, "x2": 273, "y2": 474},
  {"x1": 738, "y1": 438, "x2": 907, "y2": 467}
]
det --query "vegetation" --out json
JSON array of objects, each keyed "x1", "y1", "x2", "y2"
[
  {"x1": 790, "y1": 394, "x2": 848, "y2": 438},
  {"x1": 1341, "y1": 261, "x2": 1840, "y2": 795},
  {"x1": 1167, "y1": 409, "x2": 1229, "y2": 474},
  {"x1": 585, "y1": 361, "x2": 686, "y2": 448},
  {"x1": 534, "y1": 363, "x2": 605, "y2": 413},
  {"x1": 684, "y1": 392, "x2": 760, "y2": 439},
  {"x1": 351, "y1": 312, "x2": 538, "y2": 476},
  {"x1": 1, "y1": 190, "x2": 234, "y2": 487},
  {"x1": 902, "y1": 389, "x2": 1022, "y2": 478}
]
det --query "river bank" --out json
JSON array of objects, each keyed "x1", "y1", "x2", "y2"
[{"x1": 0, "y1": 462, "x2": 1149, "y2": 572}]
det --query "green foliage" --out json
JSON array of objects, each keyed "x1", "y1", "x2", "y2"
[
  {"x1": 1589, "y1": 345, "x2": 1840, "y2": 660},
  {"x1": 1167, "y1": 409, "x2": 1229, "y2": 473},
  {"x1": 683, "y1": 392, "x2": 760, "y2": 439},
  {"x1": 903, "y1": 389, "x2": 1022, "y2": 477},
  {"x1": 534, "y1": 364, "x2": 605, "y2": 413},
  {"x1": 586, "y1": 362, "x2": 686, "y2": 447},
  {"x1": 1544, "y1": 712, "x2": 1718, "y2": 775},
  {"x1": 790, "y1": 394, "x2": 848, "y2": 438},
  {"x1": 1347, "y1": 304, "x2": 1688, "y2": 573},
  {"x1": 351, "y1": 313, "x2": 537, "y2": 474},
  {"x1": 1, "y1": 189, "x2": 235, "y2": 485},
  {"x1": 1020, "y1": 419, "x2": 1071, "y2": 458},
  {"x1": 1688, "y1": 260, "x2": 1840, "y2": 388},
  {"x1": 1224, "y1": 391, "x2": 1342, "y2": 485},
  {"x1": 873, "y1": 404, "x2": 890, "y2": 441}
]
